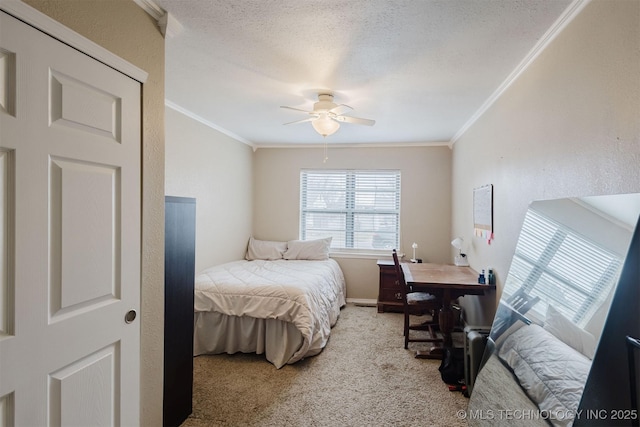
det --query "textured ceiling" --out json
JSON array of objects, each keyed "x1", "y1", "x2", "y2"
[{"x1": 154, "y1": 0, "x2": 574, "y2": 147}]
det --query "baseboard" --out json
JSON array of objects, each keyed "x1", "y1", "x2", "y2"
[{"x1": 346, "y1": 298, "x2": 377, "y2": 307}]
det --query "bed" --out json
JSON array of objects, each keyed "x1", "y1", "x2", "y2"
[
  {"x1": 193, "y1": 237, "x2": 346, "y2": 368},
  {"x1": 469, "y1": 308, "x2": 594, "y2": 427}
]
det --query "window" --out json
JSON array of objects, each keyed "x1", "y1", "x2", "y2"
[
  {"x1": 300, "y1": 169, "x2": 401, "y2": 251},
  {"x1": 502, "y1": 208, "x2": 623, "y2": 327}
]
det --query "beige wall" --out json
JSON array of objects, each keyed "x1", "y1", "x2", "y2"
[
  {"x1": 22, "y1": 0, "x2": 167, "y2": 425},
  {"x1": 451, "y1": 0, "x2": 640, "y2": 325},
  {"x1": 165, "y1": 107, "x2": 254, "y2": 273},
  {"x1": 253, "y1": 145, "x2": 452, "y2": 300}
]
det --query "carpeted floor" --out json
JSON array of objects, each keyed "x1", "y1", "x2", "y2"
[{"x1": 181, "y1": 304, "x2": 469, "y2": 427}]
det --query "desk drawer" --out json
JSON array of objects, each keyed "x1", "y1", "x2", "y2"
[{"x1": 380, "y1": 287, "x2": 403, "y2": 303}]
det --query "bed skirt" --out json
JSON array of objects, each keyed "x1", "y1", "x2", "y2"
[{"x1": 194, "y1": 312, "x2": 314, "y2": 369}]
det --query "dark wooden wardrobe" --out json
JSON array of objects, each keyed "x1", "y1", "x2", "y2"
[{"x1": 163, "y1": 196, "x2": 196, "y2": 427}]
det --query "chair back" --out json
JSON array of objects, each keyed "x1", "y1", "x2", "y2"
[
  {"x1": 506, "y1": 288, "x2": 540, "y2": 315},
  {"x1": 392, "y1": 249, "x2": 409, "y2": 300},
  {"x1": 489, "y1": 288, "x2": 540, "y2": 340}
]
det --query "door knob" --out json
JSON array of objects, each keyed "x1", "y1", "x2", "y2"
[{"x1": 125, "y1": 310, "x2": 137, "y2": 324}]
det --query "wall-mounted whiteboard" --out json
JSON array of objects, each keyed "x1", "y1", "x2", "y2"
[{"x1": 474, "y1": 184, "x2": 493, "y2": 243}]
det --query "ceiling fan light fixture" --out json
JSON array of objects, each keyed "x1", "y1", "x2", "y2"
[
  {"x1": 281, "y1": 93, "x2": 374, "y2": 140},
  {"x1": 311, "y1": 114, "x2": 340, "y2": 137}
]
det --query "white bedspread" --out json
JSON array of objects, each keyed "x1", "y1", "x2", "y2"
[{"x1": 194, "y1": 259, "x2": 346, "y2": 365}]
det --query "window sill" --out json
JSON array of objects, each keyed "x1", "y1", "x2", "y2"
[{"x1": 329, "y1": 250, "x2": 402, "y2": 260}]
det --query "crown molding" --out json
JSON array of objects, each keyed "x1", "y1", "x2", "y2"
[
  {"x1": 133, "y1": 0, "x2": 183, "y2": 38},
  {"x1": 166, "y1": 100, "x2": 449, "y2": 150},
  {"x1": 0, "y1": 0, "x2": 148, "y2": 83},
  {"x1": 158, "y1": 12, "x2": 183, "y2": 38},
  {"x1": 132, "y1": 0, "x2": 163, "y2": 21},
  {"x1": 254, "y1": 141, "x2": 451, "y2": 150},
  {"x1": 165, "y1": 100, "x2": 255, "y2": 148},
  {"x1": 450, "y1": 0, "x2": 591, "y2": 145}
]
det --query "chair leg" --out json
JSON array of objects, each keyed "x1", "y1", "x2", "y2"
[{"x1": 404, "y1": 311, "x2": 410, "y2": 349}]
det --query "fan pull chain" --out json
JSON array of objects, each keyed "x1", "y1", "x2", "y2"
[{"x1": 323, "y1": 139, "x2": 328, "y2": 163}]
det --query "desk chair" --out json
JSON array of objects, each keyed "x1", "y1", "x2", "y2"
[
  {"x1": 489, "y1": 287, "x2": 540, "y2": 341},
  {"x1": 392, "y1": 249, "x2": 443, "y2": 349}
]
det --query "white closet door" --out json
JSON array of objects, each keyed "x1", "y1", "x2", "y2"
[{"x1": 0, "y1": 10, "x2": 141, "y2": 426}]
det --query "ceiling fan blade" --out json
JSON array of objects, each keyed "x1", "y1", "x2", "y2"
[
  {"x1": 283, "y1": 117, "x2": 315, "y2": 125},
  {"x1": 280, "y1": 106, "x2": 313, "y2": 114},
  {"x1": 336, "y1": 115, "x2": 376, "y2": 126},
  {"x1": 329, "y1": 104, "x2": 353, "y2": 115}
]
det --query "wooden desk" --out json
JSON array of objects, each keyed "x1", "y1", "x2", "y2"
[{"x1": 402, "y1": 263, "x2": 495, "y2": 358}]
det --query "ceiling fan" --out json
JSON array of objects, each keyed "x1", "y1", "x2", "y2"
[{"x1": 280, "y1": 93, "x2": 376, "y2": 137}]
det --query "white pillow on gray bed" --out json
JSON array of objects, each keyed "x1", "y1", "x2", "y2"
[
  {"x1": 245, "y1": 237, "x2": 288, "y2": 260},
  {"x1": 283, "y1": 237, "x2": 332, "y2": 260},
  {"x1": 544, "y1": 305, "x2": 597, "y2": 359}
]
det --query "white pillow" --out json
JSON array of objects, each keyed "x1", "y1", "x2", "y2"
[
  {"x1": 543, "y1": 305, "x2": 597, "y2": 359},
  {"x1": 245, "y1": 237, "x2": 287, "y2": 260},
  {"x1": 283, "y1": 237, "x2": 332, "y2": 260}
]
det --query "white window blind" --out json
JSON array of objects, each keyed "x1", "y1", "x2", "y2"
[
  {"x1": 300, "y1": 169, "x2": 401, "y2": 251},
  {"x1": 503, "y1": 209, "x2": 623, "y2": 327}
]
